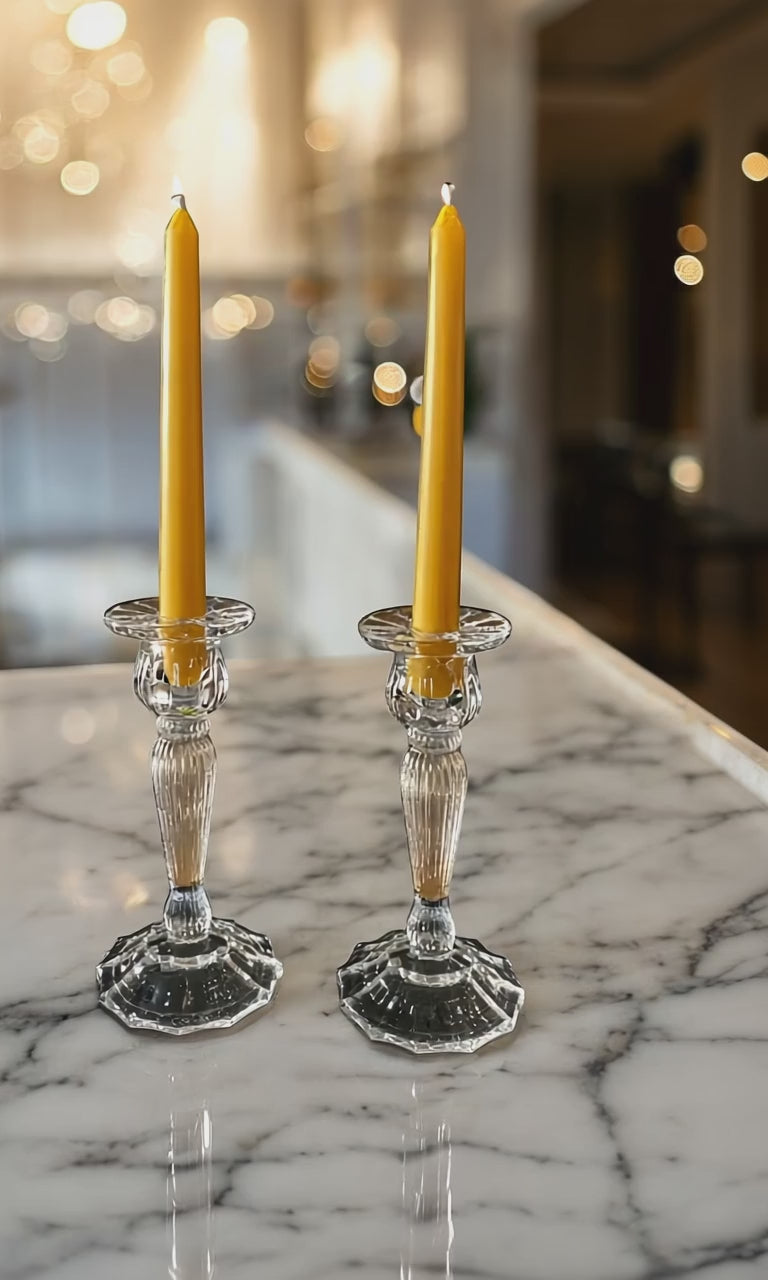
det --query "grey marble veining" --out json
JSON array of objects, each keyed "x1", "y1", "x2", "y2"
[{"x1": 0, "y1": 627, "x2": 767, "y2": 1279}]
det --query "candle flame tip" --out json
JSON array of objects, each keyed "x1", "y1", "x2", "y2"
[
  {"x1": 171, "y1": 176, "x2": 186, "y2": 210},
  {"x1": 441, "y1": 182, "x2": 455, "y2": 206}
]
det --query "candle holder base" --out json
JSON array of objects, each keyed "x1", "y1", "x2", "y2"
[
  {"x1": 97, "y1": 917, "x2": 282, "y2": 1036},
  {"x1": 338, "y1": 928, "x2": 523, "y2": 1055}
]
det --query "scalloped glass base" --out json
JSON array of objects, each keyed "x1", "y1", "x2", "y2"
[
  {"x1": 337, "y1": 929, "x2": 524, "y2": 1054},
  {"x1": 97, "y1": 918, "x2": 283, "y2": 1035}
]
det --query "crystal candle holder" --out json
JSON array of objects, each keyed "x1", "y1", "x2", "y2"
[
  {"x1": 97, "y1": 596, "x2": 282, "y2": 1035},
  {"x1": 337, "y1": 605, "x2": 524, "y2": 1054}
]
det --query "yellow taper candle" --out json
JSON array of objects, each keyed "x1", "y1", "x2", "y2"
[
  {"x1": 410, "y1": 182, "x2": 465, "y2": 696},
  {"x1": 159, "y1": 185, "x2": 207, "y2": 685}
]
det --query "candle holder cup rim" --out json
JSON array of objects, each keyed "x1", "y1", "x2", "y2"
[
  {"x1": 104, "y1": 596, "x2": 255, "y2": 642},
  {"x1": 358, "y1": 605, "x2": 511, "y2": 656}
]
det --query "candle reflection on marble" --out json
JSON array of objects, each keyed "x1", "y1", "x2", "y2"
[
  {"x1": 401, "y1": 1083, "x2": 454, "y2": 1280},
  {"x1": 167, "y1": 1076, "x2": 214, "y2": 1280}
]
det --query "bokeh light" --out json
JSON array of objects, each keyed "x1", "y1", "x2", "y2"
[
  {"x1": 106, "y1": 48, "x2": 145, "y2": 86},
  {"x1": 67, "y1": 289, "x2": 104, "y2": 324},
  {"x1": 669, "y1": 454, "x2": 704, "y2": 494},
  {"x1": 204, "y1": 17, "x2": 249, "y2": 56},
  {"x1": 15, "y1": 303, "x2": 50, "y2": 339},
  {"x1": 308, "y1": 335, "x2": 341, "y2": 382},
  {"x1": 674, "y1": 255, "x2": 704, "y2": 286},
  {"x1": 60, "y1": 159, "x2": 100, "y2": 194},
  {"x1": 66, "y1": 2, "x2": 127, "y2": 52},
  {"x1": 71, "y1": 77, "x2": 110, "y2": 119},
  {"x1": 115, "y1": 229, "x2": 156, "y2": 274},
  {"x1": 22, "y1": 120, "x2": 61, "y2": 164},
  {"x1": 247, "y1": 295, "x2": 274, "y2": 329},
  {"x1": 37, "y1": 312, "x2": 69, "y2": 343},
  {"x1": 304, "y1": 117, "x2": 344, "y2": 153},
  {"x1": 741, "y1": 152, "x2": 768, "y2": 182},
  {"x1": 677, "y1": 224, "x2": 707, "y2": 253},
  {"x1": 365, "y1": 315, "x2": 400, "y2": 347},
  {"x1": 212, "y1": 295, "x2": 249, "y2": 335},
  {"x1": 45, "y1": 0, "x2": 80, "y2": 12},
  {"x1": 30, "y1": 338, "x2": 66, "y2": 363},
  {"x1": 30, "y1": 40, "x2": 73, "y2": 76},
  {"x1": 372, "y1": 361, "x2": 407, "y2": 405},
  {"x1": 410, "y1": 374, "x2": 423, "y2": 405}
]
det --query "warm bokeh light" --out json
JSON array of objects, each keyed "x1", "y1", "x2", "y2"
[
  {"x1": 410, "y1": 374, "x2": 423, "y2": 405},
  {"x1": 308, "y1": 335, "x2": 341, "y2": 380},
  {"x1": 106, "y1": 296, "x2": 139, "y2": 329},
  {"x1": 741, "y1": 151, "x2": 768, "y2": 182},
  {"x1": 106, "y1": 48, "x2": 145, "y2": 86},
  {"x1": 248, "y1": 296, "x2": 275, "y2": 329},
  {"x1": 372, "y1": 360, "x2": 407, "y2": 405},
  {"x1": 365, "y1": 315, "x2": 400, "y2": 347},
  {"x1": 15, "y1": 303, "x2": 50, "y2": 339},
  {"x1": 204, "y1": 17, "x2": 249, "y2": 57},
  {"x1": 45, "y1": 0, "x2": 80, "y2": 12},
  {"x1": 60, "y1": 159, "x2": 100, "y2": 194},
  {"x1": 71, "y1": 77, "x2": 111, "y2": 119},
  {"x1": 115, "y1": 228, "x2": 156, "y2": 274},
  {"x1": 22, "y1": 121, "x2": 61, "y2": 165},
  {"x1": 38, "y1": 312, "x2": 69, "y2": 343},
  {"x1": 116, "y1": 72, "x2": 153, "y2": 102},
  {"x1": 66, "y1": 2, "x2": 127, "y2": 52},
  {"x1": 67, "y1": 289, "x2": 104, "y2": 324},
  {"x1": 212, "y1": 295, "x2": 249, "y2": 335},
  {"x1": 677, "y1": 224, "x2": 707, "y2": 253},
  {"x1": 674, "y1": 254, "x2": 704, "y2": 286},
  {"x1": 229, "y1": 293, "x2": 257, "y2": 326},
  {"x1": 669, "y1": 454, "x2": 704, "y2": 494},
  {"x1": 304, "y1": 117, "x2": 344, "y2": 153},
  {"x1": 30, "y1": 39, "x2": 73, "y2": 76}
]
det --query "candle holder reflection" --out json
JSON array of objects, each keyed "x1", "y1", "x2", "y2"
[
  {"x1": 401, "y1": 1084, "x2": 454, "y2": 1280},
  {"x1": 337, "y1": 605, "x2": 524, "y2": 1053},
  {"x1": 167, "y1": 1075, "x2": 214, "y2": 1280},
  {"x1": 97, "y1": 596, "x2": 282, "y2": 1034}
]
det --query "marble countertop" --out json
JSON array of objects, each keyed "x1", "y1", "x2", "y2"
[{"x1": 2, "y1": 610, "x2": 768, "y2": 1279}]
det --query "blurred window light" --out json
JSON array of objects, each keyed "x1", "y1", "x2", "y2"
[
  {"x1": 677, "y1": 224, "x2": 707, "y2": 253},
  {"x1": 304, "y1": 117, "x2": 344, "y2": 153},
  {"x1": 66, "y1": 2, "x2": 127, "y2": 51},
  {"x1": 30, "y1": 40, "x2": 73, "y2": 76},
  {"x1": 410, "y1": 374, "x2": 423, "y2": 405},
  {"x1": 0, "y1": 137, "x2": 23, "y2": 169},
  {"x1": 669, "y1": 454, "x2": 704, "y2": 495},
  {"x1": 204, "y1": 17, "x2": 249, "y2": 57},
  {"x1": 372, "y1": 361, "x2": 407, "y2": 405},
  {"x1": 674, "y1": 254, "x2": 704, "y2": 286},
  {"x1": 15, "y1": 303, "x2": 50, "y2": 339},
  {"x1": 742, "y1": 151, "x2": 768, "y2": 182},
  {"x1": 71, "y1": 77, "x2": 110, "y2": 119},
  {"x1": 67, "y1": 289, "x2": 104, "y2": 323},
  {"x1": 248, "y1": 295, "x2": 274, "y2": 329},
  {"x1": 106, "y1": 49, "x2": 145, "y2": 86},
  {"x1": 60, "y1": 159, "x2": 100, "y2": 194},
  {"x1": 365, "y1": 315, "x2": 400, "y2": 347},
  {"x1": 22, "y1": 121, "x2": 61, "y2": 165}
]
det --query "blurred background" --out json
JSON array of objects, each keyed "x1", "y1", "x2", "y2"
[{"x1": 1, "y1": 0, "x2": 768, "y2": 743}]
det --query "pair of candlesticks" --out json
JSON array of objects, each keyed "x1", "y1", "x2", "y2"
[{"x1": 97, "y1": 595, "x2": 525, "y2": 1055}]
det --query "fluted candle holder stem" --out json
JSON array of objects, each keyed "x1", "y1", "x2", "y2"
[
  {"x1": 96, "y1": 596, "x2": 282, "y2": 1035},
  {"x1": 338, "y1": 606, "x2": 524, "y2": 1054}
]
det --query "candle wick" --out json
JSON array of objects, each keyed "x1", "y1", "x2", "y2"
[{"x1": 441, "y1": 182, "x2": 455, "y2": 206}]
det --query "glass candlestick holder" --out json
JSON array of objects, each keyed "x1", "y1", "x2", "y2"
[
  {"x1": 97, "y1": 596, "x2": 283, "y2": 1035},
  {"x1": 337, "y1": 606, "x2": 524, "y2": 1054}
]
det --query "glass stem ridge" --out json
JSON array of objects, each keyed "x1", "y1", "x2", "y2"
[{"x1": 401, "y1": 726, "x2": 466, "y2": 955}]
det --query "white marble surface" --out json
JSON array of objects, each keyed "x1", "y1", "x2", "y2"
[{"x1": 1, "y1": 621, "x2": 768, "y2": 1279}]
